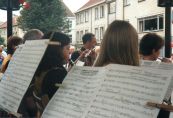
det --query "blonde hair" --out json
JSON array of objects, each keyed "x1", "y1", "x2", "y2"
[{"x1": 94, "y1": 20, "x2": 139, "y2": 67}]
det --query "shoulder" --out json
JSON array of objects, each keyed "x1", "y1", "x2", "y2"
[
  {"x1": 47, "y1": 67, "x2": 67, "y2": 76},
  {"x1": 44, "y1": 67, "x2": 67, "y2": 83}
]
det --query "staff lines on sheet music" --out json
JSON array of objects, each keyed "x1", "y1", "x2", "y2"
[
  {"x1": 103, "y1": 79, "x2": 163, "y2": 92},
  {"x1": 45, "y1": 106, "x2": 80, "y2": 118},
  {"x1": 14, "y1": 56, "x2": 41, "y2": 63},
  {"x1": 63, "y1": 77, "x2": 100, "y2": 85},
  {"x1": 88, "y1": 105, "x2": 138, "y2": 118},
  {"x1": 20, "y1": 51, "x2": 45, "y2": 56},
  {"x1": 109, "y1": 69, "x2": 167, "y2": 80},
  {"x1": 94, "y1": 94, "x2": 144, "y2": 108},
  {"x1": 88, "y1": 102, "x2": 153, "y2": 118},
  {"x1": 14, "y1": 67, "x2": 35, "y2": 75},
  {"x1": 89, "y1": 96, "x2": 154, "y2": 117},
  {"x1": 0, "y1": 84, "x2": 23, "y2": 98},
  {"x1": 4, "y1": 72, "x2": 31, "y2": 83},
  {"x1": 11, "y1": 66, "x2": 36, "y2": 76},
  {"x1": 48, "y1": 99, "x2": 85, "y2": 113},
  {"x1": 1, "y1": 81, "x2": 26, "y2": 95},
  {"x1": 8, "y1": 73, "x2": 32, "y2": 84},
  {"x1": 57, "y1": 89, "x2": 95, "y2": 101},
  {"x1": 103, "y1": 82, "x2": 161, "y2": 97},
  {"x1": 107, "y1": 70, "x2": 167, "y2": 82},
  {"x1": 1, "y1": 78, "x2": 26, "y2": 91},
  {"x1": 55, "y1": 91, "x2": 91, "y2": 106},
  {"x1": 106, "y1": 73, "x2": 165, "y2": 86},
  {"x1": 68, "y1": 73, "x2": 102, "y2": 81},
  {"x1": 57, "y1": 88, "x2": 95, "y2": 100},
  {"x1": 43, "y1": 110, "x2": 73, "y2": 118},
  {"x1": 62, "y1": 81, "x2": 100, "y2": 90},
  {"x1": 1, "y1": 96, "x2": 18, "y2": 108},
  {"x1": 55, "y1": 90, "x2": 92, "y2": 104},
  {"x1": 13, "y1": 58, "x2": 41, "y2": 65},
  {"x1": 71, "y1": 67, "x2": 100, "y2": 76},
  {"x1": 12, "y1": 57, "x2": 38, "y2": 68},
  {"x1": 5, "y1": 72, "x2": 32, "y2": 84},
  {"x1": 96, "y1": 93, "x2": 151, "y2": 105},
  {"x1": 58, "y1": 89, "x2": 95, "y2": 101},
  {"x1": 1, "y1": 91, "x2": 20, "y2": 106},
  {"x1": 50, "y1": 99, "x2": 86, "y2": 112},
  {"x1": 46, "y1": 100, "x2": 83, "y2": 117},
  {"x1": 158, "y1": 63, "x2": 173, "y2": 70}
]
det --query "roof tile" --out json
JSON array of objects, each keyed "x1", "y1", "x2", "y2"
[{"x1": 77, "y1": 0, "x2": 105, "y2": 12}]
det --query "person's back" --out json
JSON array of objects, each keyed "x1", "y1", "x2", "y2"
[
  {"x1": 94, "y1": 20, "x2": 139, "y2": 67},
  {"x1": 18, "y1": 31, "x2": 71, "y2": 117},
  {"x1": 1, "y1": 36, "x2": 23, "y2": 73}
]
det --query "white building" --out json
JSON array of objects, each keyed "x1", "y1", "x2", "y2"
[
  {"x1": 75, "y1": 0, "x2": 112, "y2": 46},
  {"x1": 75, "y1": 0, "x2": 173, "y2": 55},
  {"x1": 0, "y1": 15, "x2": 24, "y2": 44},
  {"x1": 62, "y1": 1, "x2": 76, "y2": 45}
]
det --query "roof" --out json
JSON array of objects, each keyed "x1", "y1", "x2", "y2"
[
  {"x1": 61, "y1": 1, "x2": 75, "y2": 17},
  {"x1": 76, "y1": 0, "x2": 105, "y2": 13},
  {"x1": 0, "y1": 16, "x2": 18, "y2": 29}
]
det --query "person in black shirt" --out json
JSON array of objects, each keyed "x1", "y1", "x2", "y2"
[{"x1": 18, "y1": 32, "x2": 70, "y2": 117}]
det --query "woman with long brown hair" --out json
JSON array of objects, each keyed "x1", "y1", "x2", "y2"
[{"x1": 94, "y1": 20, "x2": 139, "y2": 67}]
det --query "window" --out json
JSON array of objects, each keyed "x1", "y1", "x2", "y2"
[
  {"x1": 85, "y1": 30, "x2": 89, "y2": 33},
  {"x1": 80, "y1": 13, "x2": 84, "y2": 23},
  {"x1": 124, "y1": 0, "x2": 130, "y2": 6},
  {"x1": 138, "y1": 0, "x2": 145, "y2": 2},
  {"x1": 100, "y1": 6, "x2": 104, "y2": 18},
  {"x1": 76, "y1": 31, "x2": 79, "y2": 42},
  {"x1": 95, "y1": 7, "x2": 99, "y2": 20},
  {"x1": 76, "y1": 14, "x2": 80, "y2": 25},
  {"x1": 95, "y1": 28, "x2": 99, "y2": 41},
  {"x1": 69, "y1": 20, "x2": 72, "y2": 29},
  {"x1": 69, "y1": 35, "x2": 72, "y2": 43},
  {"x1": 85, "y1": 11, "x2": 89, "y2": 22},
  {"x1": 138, "y1": 15, "x2": 164, "y2": 33},
  {"x1": 100, "y1": 27, "x2": 104, "y2": 41},
  {"x1": 80, "y1": 31, "x2": 83, "y2": 42},
  {"x1": 109, "y1": 2, "x2": 116, "y2": 14}
]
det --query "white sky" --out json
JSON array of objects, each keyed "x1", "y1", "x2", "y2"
[{"x1": 0, "y1": 0, "x2": 88, "y2": 22}]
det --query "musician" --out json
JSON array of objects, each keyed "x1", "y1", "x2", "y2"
[
  {"x1": 139, "y1": 33, "x2": 171, "y2": 63},
  {"x1": 70, "y1": 33, "x2": 97, "y2": 66},
  {"x1": 140, "y1": 33, "x2": 171, "y2": 118}
]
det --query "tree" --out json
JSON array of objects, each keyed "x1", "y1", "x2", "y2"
[
  {"x1": 0, "y1": 36, "x2": 5, "y2": 45},
  {"x1": 18, "y1": 0, "x2": 68, "y2": 33}
]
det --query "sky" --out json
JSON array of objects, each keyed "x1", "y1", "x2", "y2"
[{"x1": 0, "y1": 0, "x2": 88, "y2": 22}]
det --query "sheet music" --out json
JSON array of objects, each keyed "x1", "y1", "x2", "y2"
[
  {"x1": 42, "y1": 66, "x2": 105, "y2": 118},
  {"x1": 141, "y1": 60, "x2": 173, "y2": 101},
  {"x1": 0, "y1": 40, "x2": 49, "y2": 113},
  {"x1": 42, "y1": 64, "x2": 172, "y2": 118},
  {"x1": 88, "y1": 64, "x2": 171, "y2": 118}
]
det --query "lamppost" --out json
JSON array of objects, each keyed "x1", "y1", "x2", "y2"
[
  {"x1": 0, "y1": 0, "x2": 20, "y2": 38},
  {"x1": 158, "y1": 0, "x2": 173, "y2": 58}
]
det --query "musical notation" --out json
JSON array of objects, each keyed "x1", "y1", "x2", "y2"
[
  {"x1": 0, "y1": 40, "x2": 49, "y2": 113},
  {"x1": 42, "y1": 64, "x2": 172, "y2": 118}
]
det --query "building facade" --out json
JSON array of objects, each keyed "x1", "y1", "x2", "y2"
[
  {"x1": 0, "y1": 16, "x2": 24, "y2": 44},
  {"x1": 75, "y1": 0, "x2": 173, "y2": 55},
  {"x1": 61, "y1": 1, "x2": 76, "y2": 45}
]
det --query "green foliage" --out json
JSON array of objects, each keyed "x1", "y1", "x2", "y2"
[
  {"x1": 18, "y1": 0, "x2": 68, "y2": 33},
  {"x1": 0, "y1": 36, "x2": 5, "y2": 45}
]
